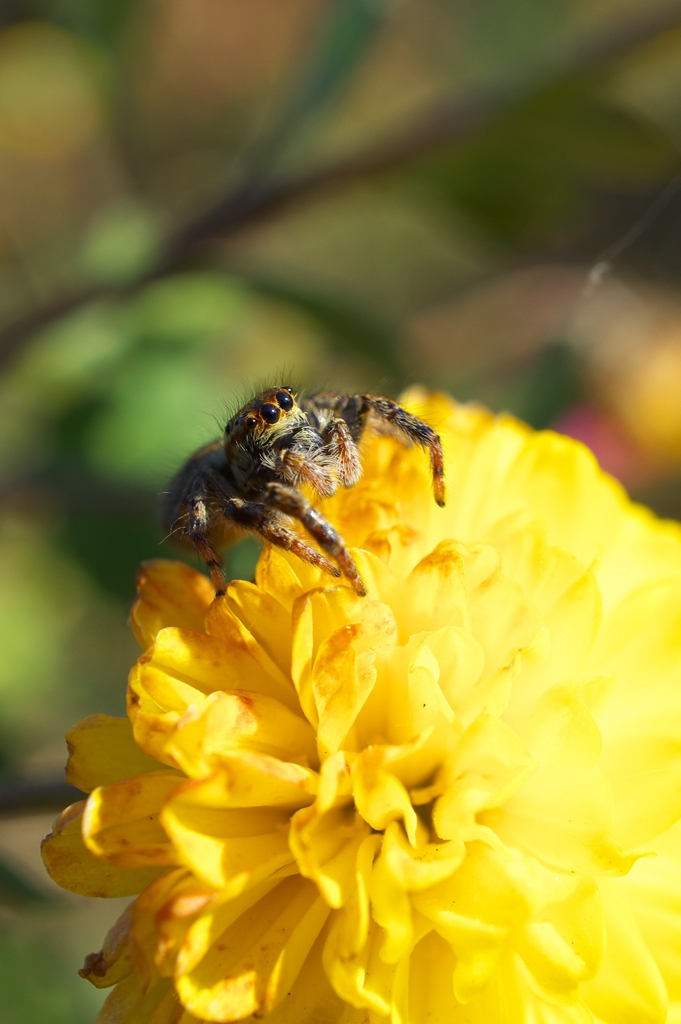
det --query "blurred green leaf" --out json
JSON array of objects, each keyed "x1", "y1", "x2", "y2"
[
  {"x1": 0, "y1": 856, "x2": 53, "y2": 908},
  {"x1": 406, "y1": 82, "x2": 678, "y2": 246},
  {"x1": 80, "y1": 201, "x2": 162, "y2": 285},
  {"x1": 0, "y1": 0, "x2": 138, "y2": 45},
  {"x1": 247, "y1": 0, "x2": 397, "y2": 170},
  {"x1": 463, "y1": 0, "x2": 569, "y2": 76},
  {"x1": 0, "y1": 926, "x2": 99, "y2": 1024},
  {"x1": 129, "y1": 274, "x2": 246, "y2": 346},
  {"x1": 242, "y1": 275, "x2": 401, "y2": 376}
]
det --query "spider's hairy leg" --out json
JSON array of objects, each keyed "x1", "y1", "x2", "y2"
[
  {"x1": 184, "y1": 491, "x2": 228, "y2": 596},
  {"x1": 358, "y1": 394, "x2": 445, "y2": 506},
  {"x1": 278, "y1": 448, "x2": 336, "y2": 498},
  {"x1": 160, "y1": 441, "x2": 231, "y2": 595},
  {"x1": 262, "y1": 482, "x2": 367, "y2": 597},
  {"x1": 222, "y1": 498, "x2": 341, "y2": 580},
  {"x1": 323, "y1": 417, "x2": 361, "y2": 487}
]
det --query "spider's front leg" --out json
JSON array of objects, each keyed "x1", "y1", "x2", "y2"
[
  {"x1": 262, "y1": 482, "x2": 367, "y2": 596},
  {"x1": 357, "y1": 394, "x2": 445, "y2": 506},
  {"x1": 222, "y1": 497, "x2": 342, "y2": 583}
]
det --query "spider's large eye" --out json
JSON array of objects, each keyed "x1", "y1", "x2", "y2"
[
  {"x1": 276, "y1": 390, "x2": 293, "y2": 411},
  {"x1": 245, "y1": 416, "x2": 258, "y2": 429},
  {"x1": 261, "y1": 403, "x2": 280, "y2": 424}
]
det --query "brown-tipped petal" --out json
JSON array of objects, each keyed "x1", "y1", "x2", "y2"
[
  {"x1": 131, "y1": 560, "x2": 215, "y2": 650},
  {"x1": 42, "y1": 802, "x2": 163, "y2": 898}
]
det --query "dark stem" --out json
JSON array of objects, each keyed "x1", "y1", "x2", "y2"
[{"x1": 1, "y1": 1, "x2": 680, "y2": 368}]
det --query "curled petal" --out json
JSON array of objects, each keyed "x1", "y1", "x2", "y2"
[
  {"x1": 515, "y1": 878, "x2": 605, "y2": 1004},
  {"x1": 161, "y1": 778, "x2": 294, "y2": 893},
  {"x1": 81, "y1": 903, "x2": 134, "y2": 989},
  {"x1": 581, "y1": 890, "x2": 668, "y2": 1024},
  {"x1": 131, "y1": 560, "x2": 214, "y2": 650},
  {"x1": 290, "y1": 803, "x2": 371, "y2": 908},
  {"x1": 496, "y1": 684, "x2": 636, "y2": 876},
  {"x1": 220, "y1": 580, "x2": 293, "y2": 679},
  {"x1": 176, "y1": 876, "x2": 329, "y2": 1021},
  {"x1": 42, "y1": 802, "x2": 163, "y2": 898},
  {"x1": 312, "y1": 600, "x2": 397, "y2": 757},
  {"x1": 291, "y1": 586, "x2": 367, "y2": 728},
  {"x1": 588, "y1": 581, "x2": 681, "y2": 847},
  {"x1": 66, "y1": 714, "x2": 162, "y2": 792},
  {"x1": 130, "y1": 868, "x2": 217, "y2": 989},
  {"x1": 83, "y1": 772, "x2": 182, "y2": 867},
  {"x1": 168, "y1": 689, "x2": 318, "y2": 779},
  {"x1": 95, "y1": 975, "x2": 181, "y2": 1024}
]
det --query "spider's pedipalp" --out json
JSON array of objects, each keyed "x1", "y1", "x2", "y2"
[
  {"x1": 278, "y1": 448, "x2": 336, "y2": 498},
  {"x1": 323, "y1": 417, "x2": 361, "y2": 488},
  {"x1": 262, "y1": 481, "x2": 366, "y2": 596}
]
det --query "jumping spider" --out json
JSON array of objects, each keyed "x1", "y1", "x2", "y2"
[{"x1": 161, "y1": 387, "x2": 445, "y2": 597}]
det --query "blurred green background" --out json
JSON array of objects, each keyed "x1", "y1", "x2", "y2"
[{"x1": 4, "y1": 0, "x2": 681, "y2": 1019}]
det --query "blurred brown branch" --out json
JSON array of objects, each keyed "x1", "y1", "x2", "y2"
[
  {"x1": 0, "y1": 777, "x2": 84, "y2": 818},
  {"x1": 1, "y1": 1, "x2": 681, "y2": 367}
]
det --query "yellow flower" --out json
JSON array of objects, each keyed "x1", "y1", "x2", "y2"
[{"x1": 43, "y1": 390, "x2": 681, "y2": 1024}]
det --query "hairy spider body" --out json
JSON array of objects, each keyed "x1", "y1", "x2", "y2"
[{"x1": 161, "y1": 387, "x2": 445, "y2": 597}]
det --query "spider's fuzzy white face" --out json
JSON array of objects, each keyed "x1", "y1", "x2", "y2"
[{"x1": 223, "y1": 387, "x2": 319, "y2": 487}]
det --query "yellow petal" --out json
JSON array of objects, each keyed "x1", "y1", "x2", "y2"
[
  {"x1": 226, "y1": 922, "x2": 366, "y2": 1023},
  {"x1": 221, "y1": 580, "x2": 293, "y2": 679},
  {"x1": 169, "y1": 756, "x2": 315, "y2": 811},
  {"x1": 312, "y1": 600, "x2": 397, "y2": 757},
  {"x1": 95, "y1": 975, "x2": 176, "y2": 1024},
  {"x1": 402, "y1": 930, "x2": 457, "y2": 1024},
  {"x1": 131, "y1": 560, "x2": 214, "y2": 650},
  {"x1": 323, "y1": 915, "x2": 408, "y2": 1017},
  {"x1": 161, "y1": 780, "x2": 293, "y2": 893},
  {"x1": 254, "y1": 545, "x2": 308, "y2": 611},
  {"x1": 615, "y1": 818, "x2": 681, "y2": 1009},
  {"x1": 80, "y1": 903, "x2": 134, "y2": 988},
  {"x1": 167, "y1": 689, "x2": 318, "y2": 779},
  {"x1": 351, "y1": 744, "x2": 418, "y2": 845},
  {"x1": 413, "y1": 841, "x2": 585, "y2": 1002},
  {"x1": 596, "y1": 502, "x2": 681, "y2": 613},
  {"x1": 41, "y1": 802, "x2": 163, "y2": 897},
  {"x1": 401, "y1": 541, "x2": 469, "y2": 636},
  {"x1": 369, "y1": 822, "x2": 464, "y2": 963},
  {"x1": 496, "y1": 684, "x2": 635, "y2": 875},
  {"x1": 354, "y1": 634, "x2": 456, "y2": 752},
  {"x1": 588, "y1": 580, "x2": 681, "y2": 846},
  {"x1": 506, "y1": 567, "x2": 602, "y2": 728},
  {"x1": 291, "y1": 586, "x2": 367, "y2": 729},
  {"x1": 408, "y1": 941, "x2": 596, "y2": 1024},
  {"x1": 130, "y1": 867, "x2": 218, "y2": 991},
  {"x1": 496, "y1": 430, "x2": 622, "y2": 568},
  {"x1": 515, "y1": 879, "x2": 604, "y2": 1004},
  {"x1": 205, "y1": 597, "x2": 296, "y2": 705},
  {"x1": 433, "y1": 713, "x2": 534, "y2": 844},
  {"x1": 66, "y1": 714, "x2": 162, "y2": 792},
  {"x1": 581, "y1": 890, "x2": 668, "y2": 1024},
  {"x1": 129, "y1": 625, "x2": 297, "y2": 763},
  {"x1": 176, "y1": 876, "x2": 329, "y2": 1021},
  {"x1": 83, "y1": 772, "x2": 182, "y2": 867},
  {"x1": 290, "y1": 803, "x2": 371, "y2": 908}
]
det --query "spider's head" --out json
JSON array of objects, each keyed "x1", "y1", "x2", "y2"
[{"x1": 224, "y1": 386, "x2": 305, "y2": 455}]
